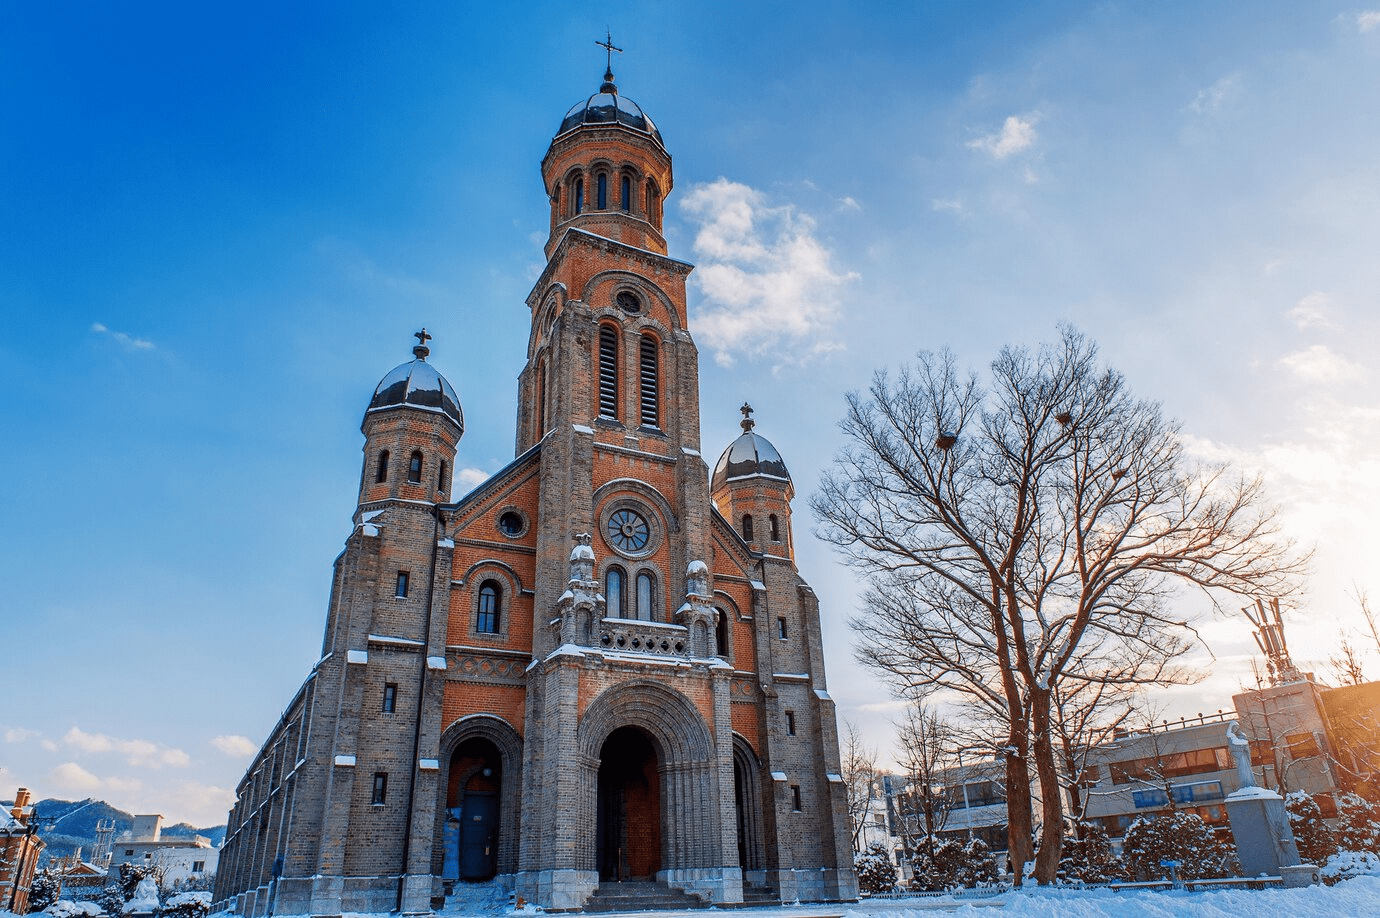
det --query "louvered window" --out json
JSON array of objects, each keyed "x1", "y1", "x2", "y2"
[
  {"x1": 639, "y1": 335, "x2": 659, "y2": 428},
  {"x1": 598, "y1": 325, "x2": 619, "y2": 419}
]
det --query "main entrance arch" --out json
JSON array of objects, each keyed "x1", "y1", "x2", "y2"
[
  {"x1": 577, "y1": 681, "x2": 720, "y2": 881},
  {"x1": 596, "y1": 726, "x2": 661, "y2": 880}
]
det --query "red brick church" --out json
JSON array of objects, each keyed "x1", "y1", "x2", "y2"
[{"x1": 214, "y1": 59, "x2": 856, "y2": 914}]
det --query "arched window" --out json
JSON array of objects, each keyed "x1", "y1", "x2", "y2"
[
  {"x1": 639, "y1": 334, "x2": 659, "y2": 428},
  {"x1": 635, "y1": 571, "x2": 655, "y2": 621},
  {"x1": 742, "y1": 514, "x2": 754, "y2": 541},
  {"x1": 537, "y1": 358, "x2": 547, "y2": 438},
  {"x1": 645, "y1": 180, "x2": 661, "y2": 224},
  {"x1": 606, "y1": 566, "x2": 626, "y2": 617},
  {"x1": 597, "y1": 172, "x2": 608, "y2": 210},
  {"x1": 375, "y1": 450, "x2": 389, "y2": 483},
  {"x1": 408, "y1": 451, "x2": 423, "y2": 483},
  {"x1": 574, "y1": 177, "x2": 584, "y2": 214},
  {"x1": 770, "y1": 514, "x2": 780, "y2": 541},
  {"x1": 598, "y1": 324, "x2": 619, "y2": 419},
  {"x1": 438, "y1": 459, "x2": 448, "y2": 493},
  {"x1": 715, "y1": 607, "x2": 729, "y2": 659},
  {"x1": 620, "y1": 174, "x2": 631, "y2": 213},
  {"x1": 477, "y1": 580, "x2": 502, "y2": 633}
]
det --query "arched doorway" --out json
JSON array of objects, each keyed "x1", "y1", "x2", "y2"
[
  {"x1": 444, "y1": 737, "x2": 502, "y2": 881},
  {"x1": 732, "y1": 736, "x2": 765, "y2": 871},
  {"x1": 596, "y1": 726, "x2": 662, "y2": 881}
]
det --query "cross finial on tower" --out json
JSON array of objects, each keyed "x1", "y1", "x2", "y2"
[
  {"x1": 740, "y1": 402, "x2": 755, "y2": 432},
  {"x1": 596, "y1": 30, "x2": 623, "y2": 90},
  {"x1": 413, "y1": 328, "x2": 432, "y2": 360}
]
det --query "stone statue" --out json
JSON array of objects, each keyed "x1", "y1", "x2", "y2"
[{"x1": 1226, "y1": 720, "x2": 1256, "y2": 788}]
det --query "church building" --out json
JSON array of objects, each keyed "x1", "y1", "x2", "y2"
[{"x1": 212, "y1": 62, "x2": 857, "y2": 915}]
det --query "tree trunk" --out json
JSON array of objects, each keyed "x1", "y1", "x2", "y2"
[
  {"x1": 1030, "y1": 691, "x2": 1066, "y2": 884},
  {"x1": 1004, "y1": 722, "x2": 1034, "y2": 886}
]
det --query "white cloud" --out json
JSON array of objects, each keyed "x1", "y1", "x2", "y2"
[
  {"x1": 210, "y1": 734, "x2": 259, "y2": 757},
  {"x1": 4, "y1": 727, "x2": 41, "y2": 743},
  {"x1": 967, "y1": 114, "x2": 1039, "y2": 159},
  {"x1": 1277, "y1": 344, "x2": 1366, "y2": 383},
  {"x1": 1188, "y1": 74, "x2": 1240, "y2": 115},
  {"x1": 1358, "y1": 11, "x2": 1380, "y2": 32},
  {"x1": 90, "y1": 322, "x2": 155, "y2": 351},
  {"x1": 931, "y1": 199, "x2": 965, "y2": 214},
  {"x1": 679, "y1": 178, "x2": 859, "y2": 367},
  {"x1": 62, "y1": 727, "x2": 191, "y2": 768},
  {"x1": 1287, "y1": 292, "x2": 1334, "y2": 329},
  {"x1": 454, "y1": 467, "x2": 490, "y2": 492},
  {"x1": 838, "y1": 196, "x2": 862, "y2": 212}
]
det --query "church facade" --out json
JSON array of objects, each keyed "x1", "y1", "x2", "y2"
[{"x1": 212, "y1": 67, "x2": 857, "y2": 915}]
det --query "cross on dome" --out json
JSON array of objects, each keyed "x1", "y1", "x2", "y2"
[
  {"x1": 413, "y1": 328, "x2": 432, "y2": 360},
  {"x1": 596, "y1": 30, "x2": 623, "y2": 92},
  {"x1": 740, "y1": 402, "x2": 755, "y2": 432}
]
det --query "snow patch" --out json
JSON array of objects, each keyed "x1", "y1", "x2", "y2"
[{"x1": 334, "y1": 754, "x2": 355, "y2": 766}]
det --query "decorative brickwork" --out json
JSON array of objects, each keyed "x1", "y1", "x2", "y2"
[{"x1": 212, "y1": 68, "x2": 856, "y2": 916}]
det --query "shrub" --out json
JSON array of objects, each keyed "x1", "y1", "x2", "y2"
[
  {"x1": 1335, "y1": 793, "x2": 1380, "y2": 855},
  {"x1": 1058, "y1": 822, "x2": 1125, "y2": 883},
  {"x1": 1286, "y1": 791, "x2": 1338, "y2": 865},
  {"x1": 1122, "y1": 812, "x2": 1238, "y2": 881},
  {"x1": 910, "y1": 837, "x2": 1000, "y2": 891},
  {"x1": 854, "y1": 843, "x2": 898, "y2": 894}
]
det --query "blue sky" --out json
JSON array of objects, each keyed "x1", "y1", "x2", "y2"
[{"x1": 3, "y1": 2, "x2": 1379, "y2": 825}]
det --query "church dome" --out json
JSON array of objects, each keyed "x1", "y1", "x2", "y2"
[
  {"x1": 557, "y1": 69, "x2": 664, "y2": 149},
  {"x1": 366, "y1": 333, "x2": 464, "y2": 432},
  {"x1": 712, "y1": 406, "x2": 791, "y2": 492}
]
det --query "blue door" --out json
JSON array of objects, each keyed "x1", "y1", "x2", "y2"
[{"x1": 459, "y1": 792, "x2": 499, "y2": 879}]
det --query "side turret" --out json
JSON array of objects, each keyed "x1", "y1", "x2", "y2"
[
  {"x1": 710, "y1": 404, "x2": 794, "y2": 559},
  {"x1": 358, "y1": 330, "x2": 464, "y2": 510}
]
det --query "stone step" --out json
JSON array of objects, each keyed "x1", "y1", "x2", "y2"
[{"x1": 584, "y1": 880, "x2": 707, "y2": 912}]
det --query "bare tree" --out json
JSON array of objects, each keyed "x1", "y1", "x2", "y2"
[
  {"x1": 815, "y1": 328, "x2": 1306, "y2": 883},
  {"x1": 1330, "y1": 631, "x2": 1367, "y2": 686},
  {"x1": 841, "y1": 719, "x2": 879, "y2": 853},
  {"x1": 893, "y1": 703, "x2": 957, "y2": 863},
  {"x1": 1350, "y1": 586, "x2": 1380, "y2": 656},
  {"x1": 1050, "y1": 678, "x2": 1141, "y2": 835}
]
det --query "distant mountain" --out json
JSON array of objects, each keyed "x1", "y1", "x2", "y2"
[{"x1": 0, "y1": 798, "x2": 225, "y2": 865}]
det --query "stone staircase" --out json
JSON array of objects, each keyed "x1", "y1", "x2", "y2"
[
  {"x1": 583, "y1": 879, "x2": 707, "y2": 912},
  {"x1": 740, "y1": 879, "x2": 779, "y2": 905}
]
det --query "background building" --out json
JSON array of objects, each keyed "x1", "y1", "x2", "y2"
[{"x1": 1, "y1": 789, "x2": 46, "y2": 914}]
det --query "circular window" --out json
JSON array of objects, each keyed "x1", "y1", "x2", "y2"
[
  {"x1": 497, "y1": 510, "x2": 526, "y2": 538},
  {"x1": 606, "y1": 508, "x2": 650, "y2": 553},
  {"x1": 616, "y1": 291, "x2": 642, "y2": 314}
]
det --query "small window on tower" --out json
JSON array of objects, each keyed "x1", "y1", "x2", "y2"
[
  {"x1": 372, "y1": 772, "x2": 388, "y2": 805},
  {"x1": 574, "y1": 177, "x2": 584, "y2": 214},
  {"x1": 597, "y1": 172, "x2": 608, "y2": 209},
  {"x1": 742, "y1": 514, "x2": 754, "y2": 541},
  {"x1": 786, "y1": 710, "x2": 796, "y2": 735},
  {"x1": 382, "y1": 683, "x2": 397, "y2": 713},
  {"x1": 408, "y1": 451, "x2": 423, "y2": 483},
  {"x1": 621, "y1": 174, "x2": 631, "y2": 213},
  {"x1": 396, "y1": 571, "x2": 410, "y2": 599},
  {"x1": 616, "y1": 291, "x2": 641, "y2": 313},
  {"x1": 606, "y1": 566, "x2": 626, "y2": 617},
  {"x1": 375, "y1": 450, "x2": 389, "y2": 483},
  {"x1": 778, "y1": 616, "x2": 788, "y2": 640},
  {"x1": 770, "y1": 514, "x2": 780, "y2": 541},
  {"x1": 438, "y1": 459, "x2": 448, "y2": 493},
  {"x1": 791, "y1": 785, "x2": 802, "y2": 811}
]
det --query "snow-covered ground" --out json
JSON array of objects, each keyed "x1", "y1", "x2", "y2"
[
  {"x1": 428, "y1": 877, "x2": 1380, "y2": 918},
  {"x1": 21, "y1": 877, "x2": 1380, "y2": 918}
]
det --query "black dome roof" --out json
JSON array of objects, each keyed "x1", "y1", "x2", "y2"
[
  {"x1": 557, "y1": 69, "x2": 664, "y2": 149},
  {"x1": 366, "y1": 338, "x2": 463, "y2": 432},
  {"x1": 712, "y1": 411, "x2": 791, "y2": 492}
]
